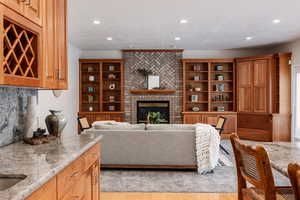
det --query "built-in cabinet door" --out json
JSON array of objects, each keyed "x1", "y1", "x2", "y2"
[
  {"x1": 56, "y1": 0, "x2": 68, "y2": 89},
  {"x1": 23, "y1": 0, "x2": 42, "y2": 26},
  {"x1": 42, "y1": 0, "x2": 68, "y2": 89},
  {"x1": 183, "y1": 115, "x2": 202, "y2": 124},
  {"x1": 1, "y1": 0, "x2": 23, "y2": 14},
  {"x1": 253, "y1": 59, "x2": 268, "y2": 113},
  {"x1": 222, "y1": 115, "x2": 237, "y2": 134},
  {"x1": 42, "y1": 0, "x2": 57, "y2": 88},
  {"x1": 237, "y1": 61, "x2": 253, "y2": 112},
  {"x1": 204, "y1": 115, "x2": 218, "y2": 126}
]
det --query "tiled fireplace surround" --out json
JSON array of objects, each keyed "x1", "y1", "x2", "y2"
[{"x1": 123, "y1": 51, "x2": 183, "y2": 124}]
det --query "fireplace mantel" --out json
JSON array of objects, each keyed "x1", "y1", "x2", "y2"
[{"x1": 131, "y1": 89, "x2": 176, "y2": 95}]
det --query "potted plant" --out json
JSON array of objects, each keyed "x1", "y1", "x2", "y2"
[
  {"x1": 147, "y1": 112, "x2": 161, "y2": 124},
  {"x1": 187, "y1": 84, "x2": 193, "y2": 92}
]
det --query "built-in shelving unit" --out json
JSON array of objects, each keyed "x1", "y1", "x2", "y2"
[
  {"x1": 78, "y1": 59, "x2": 124, "y2": 125},
  {"x1": 182, "y1": 59, "x2": 237, "y2": 134},
  {"x1": 182, "y1": 59, "x2": 235, "y2": 112}
]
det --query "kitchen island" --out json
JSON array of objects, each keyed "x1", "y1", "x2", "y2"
[{"x1": 0, "y1": 132, "x2": 102, "y2": 200}]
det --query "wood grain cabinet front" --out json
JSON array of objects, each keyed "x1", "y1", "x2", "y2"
[
  {"x1": 236, "y1": 53, "x2": 292, "y2": 141},
  {"x1": 0, "y1": 0, "x2": 68, "y2": 89},
  {"x1": 0, "y1": 5, "x2": 43, "y2": 87},
  {"x1": 1, "y1": 0, "x2": 23, "y2": 14},
  {"x1": 42, "y1": 0, "x2": 68, "y2": 89},
  {"x1": 26, "y1": 177, "x2": 57, "y2": 200},
  {"x1": 1, "y1": 0, "x2": 43, "y2": 26},
  {"x1": 26, "y1": 142, "x2": 101, "y2": 200}
]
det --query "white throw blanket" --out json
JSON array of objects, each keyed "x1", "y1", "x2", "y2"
[{"x1": 194, "y1": 123, "x2": 220, "y2": 174}]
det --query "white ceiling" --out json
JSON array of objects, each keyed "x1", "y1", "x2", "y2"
[{"x1": 68, "y1": 0, "x2": 300, "y2": 50}]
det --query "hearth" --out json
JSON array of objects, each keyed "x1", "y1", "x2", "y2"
[{"x1": 137, "y1": 101, "x2": 170, "y2": 124}]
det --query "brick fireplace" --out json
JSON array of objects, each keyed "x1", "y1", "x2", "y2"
[{"x1": 123, "y1": 50, "x2": 183, "y2": 124}]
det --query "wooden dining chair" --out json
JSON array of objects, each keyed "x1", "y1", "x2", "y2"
[
  {"x1": 288, "y1": 163, "x2": 300, "y2": 200},
  {"x1": 230, "y1": 134, "x2": 294, "y2": 200},
  {"x1": 213, "y1": 116, "x2": 230, "y2": 155},
  {"x1": 78, "y1": 116, "x2": 92, "y2": 131}
]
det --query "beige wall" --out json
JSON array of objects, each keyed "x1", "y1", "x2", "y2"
[{"x1": 38, "y1": 44, "x2": 81, "y2": 137}]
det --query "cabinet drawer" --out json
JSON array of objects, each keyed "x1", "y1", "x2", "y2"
[
  {"x1": 60, "y1": 171, "x2": 90, "y2": 200},
  {"x1": 84, "y1": 143, "x2": 100, "y2": 171},
  {"x1": 57, "y1": 156, "x2": 85, "y2": 199}
]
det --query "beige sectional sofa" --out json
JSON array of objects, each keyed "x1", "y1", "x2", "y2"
[{"x1": 85, "y1": 124, "x2": 198, "y2": 168}]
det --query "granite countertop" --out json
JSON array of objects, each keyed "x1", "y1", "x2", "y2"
[
  {"x1": 245, "y1": 141, "x2": 300, "y2": 177},
  {"x1": 0, "y1": 133, "x2": 103, "y2": 200}
]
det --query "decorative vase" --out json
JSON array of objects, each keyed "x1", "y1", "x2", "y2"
[
  {"x1": 25, "y1": 96, "x2": 38, "y2": 139},
  {"x1": 45, "y1": 110, "x2": 67, "y2": 137}
]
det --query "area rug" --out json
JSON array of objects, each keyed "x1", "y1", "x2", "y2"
[{"x1": 100, "y1": 140, "x2": 290, "y2": 193}]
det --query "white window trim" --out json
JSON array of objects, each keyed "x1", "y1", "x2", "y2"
[{"x1": 292, "y1": 65, "x2": 300, "y2": 141}]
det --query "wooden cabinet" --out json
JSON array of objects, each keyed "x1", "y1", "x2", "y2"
[
  {"x1": 236, "y1": 56, "x2": 271, "y2": 114},
  {"x1": 236, "y1": 61, "x2": 253, "y2": 112},
  {"x1": 1, "y1": 0, "x2": 23, "y2": 13},
  {"x1": 183, "y1": 114, "x2": 202, "y2": 124},
  {"x1": 26, "y1": 177, "x2": 57, "y2": 200},
  {"x1": 42, "y1": 0, "x2": 56, "y2": 87},
  {"x1": 1, "y1": 0, "x2": 42, "y2": 26},
  {"x1": 182, "y1": 59, "x2": 235, "y2": 112},
  {"x1": 253, "y1": 60, "x2": 268, "y2": 113},
  {"x1": 236, "y1": 53, "x2": 292, "y2": 141},
  {"x1": 23, "y1": 0, "x2": 42, "y2": 26},
  {"x1": 56, "y1": 0, "x2": 68, "y2": 89},
  {"x1": 78, "y1": 59, "x2": 125, "y2": 128},
  {"x1": 183, "y1": 112, "x2": 237, "y2": 135},
  {"x1": 26, "y1": 142, "x2": 101, "y2": 200},
  {"x1": 0, "y1": 5, "x2": 42, "y2": 87},
  {"x1": 0, "y1": 0, "x2": 68, "y2": 89},
  {"x1": 43, "y1": 0, "x2": 68, "y2": 89}
]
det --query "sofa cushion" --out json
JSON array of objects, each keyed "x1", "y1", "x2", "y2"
[
  {"x1": 146, "y1": 124, "x2": 195, "y2": 130},
  {"x1": 94, "y1": 123, "x2": 146, "y2": 130},
  {"x1": 92, "y1": 120, "x2": 118, "y2": 127}
]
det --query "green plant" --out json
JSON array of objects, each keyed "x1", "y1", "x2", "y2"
[
  {"x1": 188, "y1": 84, "x2": 193, "y2": 89},
  {"x1": 147, "y1": 112, "x2": 161, "y2": 124}
]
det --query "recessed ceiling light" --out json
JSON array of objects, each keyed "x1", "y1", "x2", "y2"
[
  {"x1": 273, "y1": 19, "x2": 281, "y2": 24},
  {"x1": 106, "y1": 37, "x2": 113, "y2": 41},
  {"x1": 174, "y1": 37, "x2": 181, "y2": 41},
  {"x1": 93, "y1": 20, "x2": 101, "y2": 25},
  {"x1": 246, "y1": 37, "x2": 253, "y2": 41},
  {"x1": 180, "y1": 19, "x2": 188, "y2": 24}
]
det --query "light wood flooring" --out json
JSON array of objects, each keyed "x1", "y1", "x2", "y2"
[{"x1": 101, "y1": 192, "x2": 237, "y2": 200}]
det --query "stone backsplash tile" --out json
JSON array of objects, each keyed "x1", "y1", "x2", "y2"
[{"x1": 0, "y1": 87, "x2": 37, "y2": 147}]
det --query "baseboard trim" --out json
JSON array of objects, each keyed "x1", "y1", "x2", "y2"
[{"x1": 101, "y1": 164, "x2": 197, "y2": 170}]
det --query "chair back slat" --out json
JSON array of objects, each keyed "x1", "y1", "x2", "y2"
[
  {"x1": 216, "y1": 116, "x2": 226, "y2": 130},
  {"x1": 288, "y1": 163, "x2": 300, "y2": 200},
  {"x1": 230, "y1": 134, "x2": 276, "y2": 200}
]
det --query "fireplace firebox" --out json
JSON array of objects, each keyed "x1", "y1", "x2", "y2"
[{"x1": 137, "y1": 101, "x2": 170, "y2": 124}]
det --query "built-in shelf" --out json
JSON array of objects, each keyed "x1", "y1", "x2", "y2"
[
  {"x1": 182, "y1": 59, "x2": 235, "y2": 112},
  {"x1": 131, "y1": 89, "x2": 176, "y2": 95}
]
